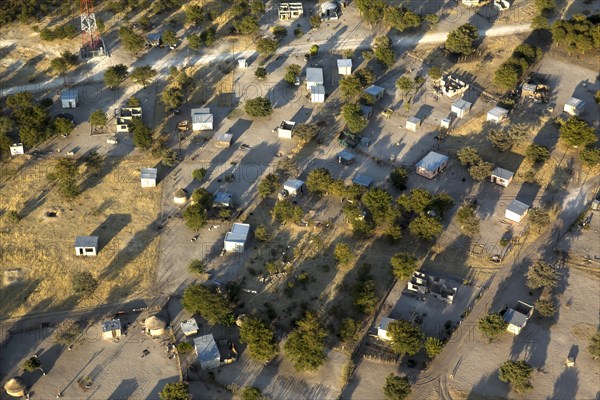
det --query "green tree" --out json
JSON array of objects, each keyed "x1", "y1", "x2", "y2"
[
  {"x1": 272, "y1": 26, "x2": 287, "y2": 40},
  {"x1": 355, "y1": 68, "x2": 375, "y2": 87},
  {"x1": 356, "y1": 0, "x2": 386, "y2": 27},
  {"x1": 469, "y1": 161, "x2": 493, "y2": 181},
  {"x1": 272, "y1": 200, "x2": 303, "y2": 223},
  {"x1": 201, "y1": 27, "x2": 216, "y2": 46},
  {"x1": 188, "y1": 259, "x2": 206, "y2": 274},
  {"x1": 118, "y1": 26, "x2": 145, "y2": 53},
  {"x1": 559, "y1": 117, "x2": 597, "y2": 148},
  {"x1": 445, "y1": 23, "x2": 478, "y2": 55},
  {"x1": 241, "y1": 386, "x2": 263, "y2": 400},
  {"x1": 255, "y1": 67, "x2": 267, "y2": 79},
  {"x1": 176, "y1": 342, "x2": 193, "y2": 353},
  {"x1": 430, "y1": 193, "x2": 455, "y2": 216},
  {"x1": 50, "y1": 57, "x2": 68, "y2": 77},
  {"x1": 127, "y1": 97, "x2": 141, "y2": 107},
  {"x1": 104, "y1": 64, "x2": 128, "y2": 89},
  {"x1": 254, "y1": 225, "x2": 270, "y2": 241},
  {"x1": 71, "y1": 271, "x2": 98, "y2": 296},
  {"x1": 595, "y1": 90, "x2": 600, "y2": 104},
  {"x1": 424, "y1": 337, "x2": 444, "y2": 358},
  {"x1": 526, "y1": 144, "x2": 550, "y2": 163},
  {"x1": 162, "y1": 87, "x2": 183, "y2": 110},
  {"x1": 23, "y1": 356, "x2": 42, "y2": 373},
  {"x1": 128, "y1": 117, "x2": 153, "y2": 150},
  {"x1": 390, "y1": 252, "x2": 418, "y2": 279},
  {"x1": 361, "y1": 188, "x2": 392, "y2": 226},
  {"x1": 478, "y1": 313, "x2": 507, "y2": 342},
  {"x1": 409, "y1": 215, "x2": 442, "y2": 240},
  {"x1": 192, "y1": 168, "x2": 207, "y2": 182},
  {"x1": 258, "y1": 173, "x2": 279, "y2": 198},
  {"x1": 489, "y1": 129, "x2": 515, "y2": 152},
  {"x1": 352, "y1": 278, "x2": 377, "y2": 314},
  {"x1": 396, "y1": 76, "x2": 414, "y2": 97},
  {"x1": 310, "y1": 15, "x2": 322, "y2": 29},
  {"x1": 342, "y1": 103, "x2": 368, "y2": 133},
  {"x1": 306, "y1": 168, "x2": 333, "y2": 195},
  {"x1": 373, "y1": 35, "x2": 395, "y2": 67},
  {"x1": 131, "y1": 65, "x2": 157, "y2": 87},
  {"x1": 535, "y1": 0, "x2": 555, "y2": 13},
  {"x1": 580, "y1": 147, "x2": 600, "y2": 166},
  {"x1": 588, "y1": 331, "x2": 600, "y2": 359},
  {"x1": 50, "y1": 157, "x2": 80, "y2": 199},
  {"x1": 183, "y1": 203, "x2": 208, "y2": 230},
  {"x1": 531, "y1": 15, "x2": 550, "y2": 31},
  {"x1": 188, "y1": 33, "x2": 202, "y2": 50},
  {"x1": 456, "y1": 146, "x2": 481, "y2": 167},
  {"x1": 234, "y1": 15, "x2": 259, "y2": 35},
  {"x1": 250, "y1": 0, "x2": 265, "y2": 15},
  {"x1": 334, "y1": 243, "x2": 353, "y2": 265},
  {"x1": 428, "y1": 66, "x2": 443, "y2": 80},
  {"x1": 51, "y1": 117, "x2": 75, "y2": 136},
  {"x1": 159, "y1": 382, "x2": 189, "y2": 400},
  {"x1": 456, "y1": 205, "x2": 479, "y2": 237},
  {"x1": 294, "y1": 123, "x2": 317, "y2": 145},
  {"x1": 256, "y1": 37, "x2": 278, "y2": 57},
  {"x1": 535, "y1": 298, "x2": 556, "y2": 317},
  {"x1": 240, "y1": 316, "x2": 279, "y2": 363},
  {"x1": 182, "y1": 284, "x2": 234, "y2": 325},
  {"x1": 383, "y1": 374, "x2": 411, "y2": 400},
  {"x1": 425, "y1": 13, "x2": 440, "y2": 26},
  {"x1": 405, "y1": 188, "x2": 433, "y2": 215},
  {"x1": 387, "y1": 320, "x2": 424, "y2": 355},
  {"x1": 494, "y1": 63, "x2": 521, "y2": 90},
  {"x1": 526, "y1": 260, "x2": 558, "y2": 289},
  {"x1": 185, "y1": 4, "x2": 204, "y2": 25},
  {"x1": 498, "y1": 360, "x2": 534, "y2": 394},
  {"x1": 528, "y1": 207, "x2": 550, "y2": 231},
  {"x1": 53, "y1": 320, "x2": 82, "y2": 346},
  {"x1": 284, "y1": 312, "x2": 327, "y2": 371},
  {"x1": 339, "y1": 75, "x2": 364, "y2": 100},
  {"x1": 384, "y1": 6, "x2": 422, "y2": 32},
  {"x1": 89, "y1": 109, "x2": 107, "y2": 127},
  {"x1": 245, "y1": 97, "x2": 273, "y2": 117},
  {"x1": 339, "y1": 318, "x2": 357, "y2": 343},
  {"x1": 162, "y1": 29, "x2": 177, "y2": 47},
  {"x1": 389, "y1": 167, "x2": 409, "y2": 191},
  {"x1": 284, "y1": 64, "x2": 302, "y2": 85}
]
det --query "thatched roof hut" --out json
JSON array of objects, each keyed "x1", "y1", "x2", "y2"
[
  {"x1": 4, "y1": 377, "x2": 26, "y2": 397},
  {"x1": 145, "y1": 315, "x2": 166, "y2": 336},
  {"x1": 173, "y1": 188, "x2": 188, "y2": 204}
]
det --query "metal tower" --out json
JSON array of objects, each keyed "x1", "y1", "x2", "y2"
[{"x1": 80, "y1": 0, "x2": 105, "y2": 58}]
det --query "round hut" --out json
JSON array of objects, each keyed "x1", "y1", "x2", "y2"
[
  {"x1": 173, "y1": 188, "x2": 188, "y2": 204},
  {"x1": 145, "y1": 315, "x2": 166, "y2": 336},
  {"x1": 4, "y1": 377, "x2": 26, "y2": 398}
]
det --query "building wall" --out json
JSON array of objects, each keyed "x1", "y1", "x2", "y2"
[
  {"x1": 141, "y1": 179, "x2": 156, "y2": 188},
  {"x1": 505, "y1": 210, "x2": 524, "y2": 223},
  {"x1": 224, "y1": 241, "x2": 245, "y2": 253},
  {"x1": 416, "y1": 167, "x2": 436, "y2": 179}
]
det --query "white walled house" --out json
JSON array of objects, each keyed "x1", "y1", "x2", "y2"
[
  {"x1": 191, "y1": 108, "x2": 214, "y2": 131},
  {"x1": 563, "y1": 97, "x2": 585, "y2": 116},
  {"x1": 337, "y1": 59, "x2": 352, "y2": 75},
  {"x1": 487, "y1": 106, "x2": 509, "y2": 123},
  {"x1": 364, "y1": 85, "x2": 385, "y2": 103},
  {"x1": 277, "y1": 120, "x2": 296, "y2": 139},
  {"x1": 406, "y1": 116, "x2": 421, "y2": 132},
  {"x1": 377, "y1": 317, "x2": 396, "y2": 340},
  {"x1": 306, "y1": 68, "x2": 324, "y2": 90},
  {"x1": 61, "y1": 89, "x2": 79, "y2": 108},
  {"x1": 116, "y1": 107, "x2": 142, "y2": 133},
  {"x1": 74, "y1": 236, "x2": 99, "y2": 256},
  {"x1": 504, "y1": 301, "x2": 534, "y2": 335},
  {"x1": 238, "y1": 59, "x2": 248, "y2": 68},
  {"x1": 10, "y1": 143, "x2": 24, "y2": 156},
  {"x1": 310, "y1": 85, "x2": 325, "y2": 103},
  {"x1": 490, "y1": 167, "x2": 514, "y2": 187},
  {"x1": 140, "y1": 168, "x2": 157, "y2": 188},
  {"x1": 451, "y1": 99, "x2": 472, "y2": 118},
  {"x1": 505, "y1": 200, "x2": 529, "y2": 223},
  {"x1": 283, "y1": 179, "x2": 304, "y2": 196},
  {"x1": 194, "y1": 334, "x2": 222, "y2": 370},
  {"x1": 224, "y1": 223, "x2": 250, "y2": 253}
]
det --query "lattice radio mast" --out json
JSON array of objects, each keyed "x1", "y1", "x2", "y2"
[{"x1": 80, "y1": 0, "x2": 106, "y2": 58}]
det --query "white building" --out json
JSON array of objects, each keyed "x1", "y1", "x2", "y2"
[
  {"x1": 337, "y1": 59, "x2": 352, "y2": 75},
  {"x1": 116, "y1": 107, "x2": 142, "y2": 133},
  {"x1": 277, "y1": 120, "x2": 296, "y2": 139},
  {"x1": 306, "y1": 68, "x2": 324, "y2": 90},
  {"x1": 310, "y1": 84, "x2": 326, "y2": 103},
  {"x1": 194, "y1": 334, "x2": 222, "y2": 370},
  {"x1": 490, "y1": 167, "x2": 514, "y2": 187},
  {"x1": 216, "y1": 133, "x2": 233, "y2": 148},
  {"x1": 283, "y1": 179, "x2": 304, "y2": 196},
  {"x1": 191, "y1": 108, "x2": 214, "y2": 131},
  {"x1": 140, "y1": 168, "x2": 157, "y2": 188},
  {"x1": 415, "y1": 151, "x2": 449, "y2": 179},
  {"x1": 61, "y1": 89, "x2": 79, "y2": 109},
  {"x1": 74, "y1": 236, "x2": 99, "y2": 256},
  {"x1": 505, "y1": 199, "x2": 529, "y2": 223},
  {"x1": 278, "y1": 3, "x2": 303, "y2": 19},
  {"x1": 101, "y1": 319, "x2": 122, "y2": 340},
  {"x1": 487, "y1": 106, "x2": 509, "y2": 123},
  {"x1": 440, "y1": 117, "x2": 452, "y2": 129},
  {"x1": 238, "y1": 59, "x2": 248, "y2": 68},
  {"x1": 564, "y1": 97, "x2": 585, "y2": 116},
  {"x1": 406, "y1": 116, "x2": 421, "y2": 132},
  {"x1": 377, "y1": 317, "x2": 396, "y2": 340},
  {"x1": 504, "y1": 301, "x2": 534, "y2": 335},
  {"x1": 224, "y1": 223, "x2": 250, "y2": 253},
  {"x1": 10, "y1": 143, "x2": 24, "y2": 156},
  {"x1": 451, "y1": 99, "x2": 472, "y2": 118},
  {"x1": 180, "y1": 318, "x2": 199, "y2": 336}
]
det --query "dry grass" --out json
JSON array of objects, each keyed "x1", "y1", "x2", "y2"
[{"x1": 0, "y1": 154, "x2": 161, "y2": 318}]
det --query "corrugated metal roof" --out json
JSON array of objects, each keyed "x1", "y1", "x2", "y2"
[
  {"x1": 61, "y1": 89, "x2": 78, "y2": 100},
  {"x1": 491, "y1": 167, "x2": 514, "y2": 180},
  {"x1": 74, "y1": 236, "x2": 99, "y2": 248},
  {"x1": 566, "y1": 97, "x2": 584, "y2": 108},
  {"x1": 141, "y1": 168, "x2": 157, "y2": 180},
  {"x1": 488, "y1": 106, "x2": 509, "y2": 117},
  {"x1": 504, "y1": 308, "x2": 528, "y2": 328},
  {"x1": 507, "y1": 199, "x2": 529, "y2": 216},
  {"x1": 415, "y1": 151, "x2": 449, "y2": 172},
  {"x1": 364, "y1": 85, "x2": 384, "y2": 96},
  {"x1": 337, "y1": 59, "x2": 352, "y2": 68},
  {"x1": 452, "y1": 99, "x2": 472, "y2": 110},
  {"x1": 284, "y1": 179, "x2": 304, "y2": 190},
  {"x1": 102, "y1": 319, "x2": 121, "y2": 332},
  {"x1": 306, "y1": 68, "x2": 323, "y2": 83},
  {"x1": 352, "y1": 174, "x2": 373, "y2": 187},
  {"x1": 194, "y1": 334, "x2": 221, "y2": 365},
  {"x1": 180, "y1": 318, "x2": 199, "y2": 335},
  {"x1": 225, "y1": 223, "x2": 250, "y2": 243}
]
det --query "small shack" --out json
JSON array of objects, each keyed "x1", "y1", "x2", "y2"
[
  {"x1": 504, "y1": 301, "x2": 534, "y2": 335},
  {"x1": 194, "y1": 334, "x2": 222, "y2": 370},
  {"x1": 116, "y1": 107, "x2": 142, "y2": 133},
  {"x1": 360, "y1": 105, "x2": 373, "y2": 119},
  {"x1": 224, "y1": 223, "x2": 250, "y2": 253},
  {"x1": 61, "y1": 89, "x2": 79, "y2": 109},
  {"x1": 487, "y1": 106, "x2": 509, "y2": 123},
  {"x1": 310, "y1": 85, "x2": 326, "y2": 103},
  {"x1": 490, "y1": 167, "x2": 514, "y2": 187},
  {"x1": 352, "y1": 174, "x2": 373, "y2": 187},
  {"x1": 4, "y1": 377, "x2": 26, "y2": 398},
  {"x1": 214, "y1": 192, "x2": 233, "y2": 207},
  {"x1": 364, "y1": 85, "x2": 385, "y2": 103},
  {"x1": 306, "y1": 68, "x2": 324, "y2": 90},
  {"x1": 140, "y1": 168, "x2": 157, "y2": 188},
  {"x1": 237, "y1": 59, "x2": 248, "y2": 68},
  {"x1": 337, "y1": 150, "x2": 355, "y2": 166},
  {"x1": 278, "y1": 3, "x2": 303, "y2": 19},
  {"x1": 321, "y1": 1, "x2": 340, "y2": 19},
  {"x1": 173, "y1": 188, "x2": 188, "y2": 204},
  {"x1": 592, "y1": 199, "x2": 600, "y2": 211},
  {"x1": 337, "y1": 59, "x2": 352, "y2": 75},
  {"x1": 283, "y1": 179, "x2": 304, "y2": 196},
  {"x1": 505, "y1": 199, "x2": 529, "y2": 223},
  {"x1": 145, "y1": 315, "x2": 166, "y2": 336},
  {"x1": 277, "y1": 120, "x2": 296, "y2": 139},
  {"x1": 74, "y1": 236, "x2": 99, "y2": 257},
  {"x1": 451, "y1": 99, "x2": 472, "y2": 118},
  {"x1": 415, "y1": 151, "x2": 449, "y2": 179},
  {"x1": 10, "y1": 143, "x2": 24, "y2": 156},
  {"x1": 101, "y1": 319, "x2": 122, "y2": 340},
  {"x1": 521, "y1": 83, "x2": 537, "y2": 98},
  {"x1": 180, "y1": 318, "x2": 199, "y2": 337},
  {"x1": 377, "y1": 317, "x2": 396, "y2": 341},
  {"x1": 216, "y1": 133, "x2": 233, "y2": 148},
  {"x1": 406, "y1": 116, "x2": 421, "y2": 132},
  {"x1": 564, "y1": 97, "x2": 585, "y2": 116},
  {"x1": 147, "y1": 32, "x2": 162, "y2": 47},
  {"x1": 191, "y1": 108, "x2": 214, "y2": 131},
  {"x1": 440, "y1": 117, "x2": 452, "y2": 129}
]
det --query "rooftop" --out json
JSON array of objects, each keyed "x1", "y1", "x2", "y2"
[
  {"x1": 306, "y1": 67, "x2": 324, "y2": 83},
  {"x1": 337, "y1": 150, "x2": 355, "y2": 160},
  {"x1": 488, "y1": 106, "x2": 509, "y2": 117},
  {"x1": 141, "y1": 168, "x2": 157, "y2": 180},
  {"x1": 214, "y1": 192, "x2": 233, "y2": 205},
  {"x1": 194, "y1": 334, "x2": 221, "y2": 364},
  {"x1": 217, "y1": 133, "x2": 233, "y2": 143},
  {"x1": 452, "y1": 99, "x2": 472, "y2": 110},
  {"x1": 337, "y1": 59, "x2": 352, "y2": 68},
  {"x1": 74, "y1": 236, "x2": 99, "y2": 248},
  {"x1": 566, "y1": 97, "x2": 585, "y2": 108},
  {"x1": 311, "y1": 84, "x2": 325, "y2": 95},
  {"x1": 280, "y1": 120, "x2": 296, "y2": 130},
  {"x1": 379, "y1": 317, "x2": 396, "y2": 331},
  {"x1": 491, "y1": 167, "x2": 514, "y2": 180},
  {"x1": 284, "y1": 179, "x2": 304, "y2": 190},
  {"x1": 504, "y1": 308, "x2": 528, "y2": 328},
  {"x1": 407, "y1": 116, "x2": 421, "y2": 124},
  {"x1": 415, "y1": 151, "x2": 449, "y2": 171},
  {"x1": 364, "y1": 85, "x2": 385, "y2": 96},
  {"x1": 61, "y1": 89, "x2": 78, "y2": 100},
  {"x1": 225, "y1": 223, "x2": 250, "y2": 243},
  {"x1": 180, "y1": 318, "x2": 199, "y2": 335},
  {"x1": 507, "y1": 199, "x2": 529, "y2": 216},
  {"x1": 102, "y1": 319, "x2": 122, "y2": 332},
  {"x1": 352, "y1": 174, "x2": 373, "y2": 187}
]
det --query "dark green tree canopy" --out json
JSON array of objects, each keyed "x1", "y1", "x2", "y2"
[
  {"x1": 284, "y1": 312, "x2": 327, "y2": 371},
  {"x1": 445, "y1": 24, "x2": 478, "y2": 55},
  {"x1": 182, "y1": 284, "x2": 235, "y2": 325}
]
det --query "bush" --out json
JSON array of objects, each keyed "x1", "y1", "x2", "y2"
[
  {"x1": 581, "y1": 147, "x2": 600, "y2": 166},
  {"x1": 272, "y1": 26, "x2": 287, "y2": 40},
  {"x1": 294, "y1": 28, "x2": 304, "y2": 38},
  {"x1": 72, "y1": 271, "x2": 98, "y2": 296},
  {"x1": 256, "y1": 38, "x2": 278, "y2": 57},
  {"x1": 526, "y1": 260, "x2": 557, "y2": 289},
  {"x1": 241, "y1": 387, "x2": 263, "y2": 400},
  {"x1": 176, "y1": 342, "x2": 193, "y2": 353},
  {"x1": 445, "y1": 23, "x2": 478, "y2": 55},
  {"x1": 234, "y1": 16, "x2": 259, "y2": 35},
  {"x1": 469, "y1": 161, "x2": 493, "y2": 181},
  {"x1": 89, "y1": 109, "x2": 107, "y2": 126},
  {"x1": 390, "y1": 252, "x2": 418, "y2": 279},
  {"x1": 310, "y1": 15, "x2": 322, "y2": 28},
  {"x1": 188, "y1": 259, "x2": 206, "y2": 274},
  {"x1": 456, "y1": 146, "x2": 481, "y2": 167},
  {"x1": 588, "y1": 331, "x2": 600, "y2": 360},
  {"x1": 118, "y1": 26, "x2": 145, "y2": 53},
  {"x1": 424, "y1": 337, "x2": 444, "y2": 358},
  {"x1": 294, "y1": 123, "x2": 318, "y2": 145},
  {"x1": 387, "y1": 320, "x2": 424, "y2": 355},
  {"x1": 23, "y1": 356, "x2": 41, "y2": 372},
  {"x1": 254, "y1": 225, "x2": 270, "y2": 241},
  {"x1": 525, "y1": 144, "x2": 550, "y2": 163},
  {"x1": 528, "y1": 207, "x2": 550, "y2": 231},
  {"x1": 306, "y1": 168, "x2": 333, "y2": 195},
  {"x1": 255, "y1": 67, "x2": 267, "y2": 79},
  {"x1": 478, "y1": 313, "x2": 507, "y2": 342},
  {"x1": 240, "y1": 316, "x2": 279, "y2": 363},
  {"x1": 182, "y1": 284, "x2": 234, "y2": 325},
  {"x1": 258, "y1": 173, "x2": 279, "y2": 198},
  {"x1": 339, "y1": 318, "x2": 357, "y2": 342},
  {"x1": 352, "y1": 278, "x2": 377, "y2": 314},
  {"x1": 456, "y1": 205, "x2": 479, "y2": 237},
  {"x1": 183, "y1": 203, "x2": 208, "y2": 230},
  {"x1": 334, "y1": 243, "x2": 353, "y2": 265},
  {"x1": 272, "y1": 200, "x2": 303, "y2": 224},
  {"x1": 428, "y1": 66, "x2": 443, "y2": 80},
  {"x1": 342, "y1": 103, "x2": 368, "y2": 133},
  {"x1": 389, "y1": 167, "x2": 409, "y2": 191},
  {"x1": 559, "y1": 117, "x2": 597, "y2": 148},
  {"x1": 284, "y1": 312, "x2": 327, "y2": 371},
  {"x1": 373, "y1": 35, "x2": 395, "y2": 67},
  {"x1": 159, "y1": 382, "x2": 189, "y2": 400},
  {"x1": 284, "y1": 64, "x2": 302, "y2": 85},
  {"x1": 498, "y1": 360, "x2": 533, "y2": 394},
  {"x1": 383, "y1": 374, "x2": 411, "y2": 400},
  {"x1": 104, "y1": 64, "x2": 128, "y2": 89},
  {"x1": 535, "y1": 298, "x2": 556, "y2": 317},
  {"x1": 128, "y1": 118, "x2": 154, "y2": 150},
  {"x1": 53, "y1": 320, "x2": 82, "y2": 346},
  {"x1": 245, "y1": 97, "x2": 273, "y2": 117},
  {"x1": 409, "y1": 215, "x2": 442, "y2": 240},
  {"x1": 192, "y1": 168, "x2": 207, "y2": 182}
]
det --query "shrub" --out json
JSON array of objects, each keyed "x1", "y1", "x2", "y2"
[
  {"x1": 456, "y1": 146, "x2": 481, "y2": 167},
  {"x1": 272, "y1": 26, "x2": 287, "y2": 40},
  {"x1": 72, "y1": 271, "x2": 98, "y2": 296},
  {"x1": 424, "y1": 337, "x2": 444, "y2": 358},
  {"x1": 239, "y1": 316, "x2": 278, "y2": 363},
  {"x1": 390, "y1": 252, "x2": 418, "y2": 279},
  {"x1": 390, "y1": 167, "x2": 409, "y2": 191},
  {"x1": 272, "y1": 200, "x2": 303, "y2": 224},
  {"x1": 498, "y1": 360, "x2": 533, "y2": 394},
  {"x1": 339, "y1": 318, "x2": 357, "y2": 342},
  {"x1": 256, "y1": 38, "x2": 278, "y2": 57},
  {"x1": 373, "y1": 35, "x2": 395, "y2": 67},
  {"x1": 254, "y1": 225, "x2": 270, "y2": 241},
  {"x1": 581, "y1": 147, "x2": 600, "y2": 166},
  {"x1": 383, "y1": 374, "x2": 411, "y2": 400},
  {"x1": 188, "y1": 259, "x2": 206, "y2": 274},
  {"x1": 526, "y1": 260, "x2": 557, "y2": 289},
  {"x1": 159, "y1": 382, "x2": 189, "y2": 400},
  {"x1": 469, "y1": 161, "x2": 493, "y2": 181},
  {"x1": 478, "y1": 313, "x2": 507, "y2": 342},
  {"x1": 258, "y1": 173, "x2": 279, "y2": 198},
  {"x1": 255, "y1": 67, "x2": 267, "y2": 79},
  {"x1": 428, "y1": 66, "x2": 443, "y2": 80},
  {"x1": 525, "y1": 144, "x2": 550, "y2": 163},
  {"x1": 284, "y1": 312, "x2": 327, "y2": 371},
  {"x1": 53, "y1": 320, "x2": 82, "y2": 345},
  {"x1": 284, "y1": 64, "x2": 302, "y2": 85},
  {"x1": 387, "y1": 320, "x2": 424, "y2": 355},
  {"x1": 559, "y1": 117, "x2": 597, "y2": 148},
  {"x1": 535, "y1": 298, "x2": 556, "y2": 317},
  {"x1": 342, "y1": 103, "x2": 368, "y2": 133},
  {"x1": 245, "y1": 97, "x2": 273, "y2": 117},
  {"x1": 192, "y1": 168, "x2": 207, "y2": 182},
  {"x1": 456, "y1": 205, "x2": 479, "y2": 237},
  {"x1": 588, "y1": 331, "x2": 600, "y2": 359},
  {"x1": 310, "y1": 15, "x2": 322, "y2": 28},
  {"x1": 445, "y1": 23, "x2": 478, "y2": 55},
  {"x1": 334, "y1": 243, "x2": 353, "y2": 265},
  {"x1": 176, "y1": 342, "x2": 193, "y2": 353}
]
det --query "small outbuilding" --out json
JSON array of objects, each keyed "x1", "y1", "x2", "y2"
[
  {"x1": 306, "y1": 68, "x2": 324, "y2": 90},
  {"x1": 61, "y1": 89, "x2": 79, "y2": 109},
  {"x1": 592, "y1": 199, "x2": 600, "y2": 211},
  {"x1": 174, "y1": 188, "x2": 188, "y2": 204},
  {"x1": 144, "y1": 315, "x2": 166, "y2": 336},
  {"x1": 451, "y1": 99, "x2": 472, "y2": 118},
  {"x1": 224, "y1": 223, "x2": 250, "y2": 253},
  {"x1": 4, "y1": 377, "x2": 26, "y2": 398},
  {"x1": 214, "y1": 192, "x2": 233, "y2": 207},
  {"x1": 74, "y1": 236, "x2": 99, "y2": 257},
  {"x1": 140, "y1": 168, "x2": 157, "y2": 188},
  {"x1": 564, "y1": 97, "x2": 585, "y2": 116},
  {"x1": 337, "y1": 59, "x2": 352, "y2": 75},
  {"x1": 216, "y1": 133, "x2": 233, "y2": 148},
  {"x1": 406, "y1": 116, "x2": 421, "y2": 132},
  {"x1": 505, "y1": 199, "x2": 529, "y2": 223},
  {"x1": 521, "y1": 83, "x2": 537, "y2": 98},
  {"x1": 487, "y1": 106, "x2": 509, "y2": 123},
  {"x1": 191, "y1": 108, "x2": 214, "y2": 131},
  {"x1": 147, "y1": 32, "x2": 162, "y2": 47},
  {"x1": 283, "y1": 179, "x2": 304, "y2": 196},
  {"x1": 278, "y1": 3, "x2": 303, "y2": 20},
  {"x1": 440, "y1": 117, "x2": 452, "y2": 129},
  {"x1": 352, "y1": 174, "x2": 373, "y2": 187},
  {"x1": 490, "y1": 167, "x2": 514, "y2": 187},
  {"x1": 310, "y1": 84, "x2": 326, "y2": 103},
  {"x1": 10, "y1": 143, "x2": 24, "y2": 156},
  {"x1": 277, "y1": 120, "x2": 296, "y2": 139},
  {"x1": 101, "y1": 319, "x2": 122, "y2": 340},
  {"x1": 415, "y1": 151, "x2": 449, "y2": 179},
  {"x1": 360, "y1": 105, "x2": 373, "y2": 119},
  {"x1": 321, "y1": 1, "x2": 340, "y2": 19},
  {"x1": 377, "y1": 317, "x2": 396, "y2": 341},
  {"x1": 116, "y1": 107, "x2": 142, "y2": 133},
  {"x1": 180, "y1": 318, "x2": 199, "y2": 337},
  {"x1": 364, "y1": 85, "x2": 385, "y2": 103},
  {"x1": 337, "y1": 150, "x2": 355, "y2": 166},
  {"x1": 194, "y1": 334, "x2": 222, "y2": 370},
  {"x1": 504, "y1": 301, "x2": 534, "y2": 335},
  {"x1": 238, "y1": 59, "x2": 248, "y2": 68}
]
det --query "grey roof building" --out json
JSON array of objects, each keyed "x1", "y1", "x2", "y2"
[
  {"x1": 74, "y1": 236, "x2": 99, "y2": 256},
  {"x1": 352, "y1": 174, "x2": 373, "y2": 187},
  {"x1": 194, "y1": 334, "x2": 222, "y2": 370},
  {"x1": 214, "y1": 192, "x2": 233, "y2": 207},
  {"x1": 415, "y1": 151, "x2": 449, "y2": 179}
]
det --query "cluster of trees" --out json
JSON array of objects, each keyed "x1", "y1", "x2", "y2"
[
  {"x1": 356, "y1": 0, "x2": 438, "y2": 32},
  {"x1": 284, "y1": 312, "x2": 328, "y2": 371},
  {"x1": 384, "y1": 320, "x2": 446, "y2": 358},
  {"x1": 3, "y1": 92, "x2": 61, "y2": 148},
  {"x1": 189, "y1": 27, "x2": 217, "y2": 50},
  {"x1": 494, "y1": 44, "x2": 542, "y2": 90},
  {"x1": 272, "y1": 200, "x2": 303, "y2": 224},
  {"x1": 488, "y1": 123, "x2": 529, "y2": 151},
  {"x1": 352, "y1": 265, "x2": 378, "y2": 314},
  {"x1": 457, "y1": 146, "x2": 493, "y2": 181},
  {"x1": 445, "y1": 24, "x2": 479, "y2": 55},
  {"x1": 182, "y1": 283, "x2": 235, "y2": 325},
  {"x1": 526, "y1": 260, "x2": 557, "y2": 290},
  {"x1": 118, "y1": 26, "x2": 146, "y2": 53},
  {"x1": 456, "y1": 204, "x2": 480, "y2": 237},
  {"x1": 50, "y1": 51, "x2": 79, "y2": 79},
  {"x1": 245, "y1": 97, "x2": 273, "y2": 117},
  {"x1": 339, "y1": 68, "x2": 376, "y2": 101},
  {"x1": 551, "y1": 15, "x2": 600, "y2": 55},
  {"x1": 239, "y1": 316, "x2": 279, "y2": 363},
  {"x1": 48, "y1": 157, "x2": 80, "y2": 199},
  {"x1": 396, "y1": 75, "x2": 426, "y2": 99},
  {"x1": 498, "y1": 360, "x2": 534, "y2": 394},
  {"x1": 183, "y1": 188, "x2": 213, "y2": 230},
  {"x1": 558, "y1": 117, "x2": 600, "y2": 166},
  {"x1": 372, "y1": 35, "x2": 396, "y2": 68},
  {"x1": 162, "y1": 67, "x2": 194, "y2": 111},
  {"x1": 40, "y1": 23, "x2": 77, "y2": 41}
]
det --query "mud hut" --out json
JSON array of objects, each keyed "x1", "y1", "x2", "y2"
[
  {"x1": 145, "y1": 315, "x2": 166, "y2": 336},
  {"x1": 4, "y1": 377, "x2": 26, "y2": 397}
]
